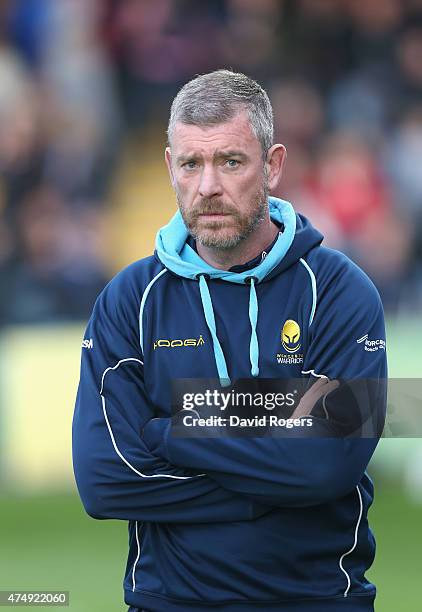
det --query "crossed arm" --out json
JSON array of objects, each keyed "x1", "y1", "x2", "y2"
[
  {"x1": 72, "y1": 286, "x2": 272, "y2": 524},
  {"x1": 73, "y1": 268, "x2": 386, "y2": 521}
]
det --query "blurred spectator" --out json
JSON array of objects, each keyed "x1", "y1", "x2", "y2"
[
  {"x1": 0, "y1": 185, "x2": 108, "y2": 325},
  {"x1": 328, "y1": 72, "x2": 390, "y2": 140},
  {"x1": 219, "y1": 0, "x2": 281, "y2": 80},
  {"x1": 271, "y1": 79, "x2": 324, "y2": 148},
  {"x1": 40, "y1": 0, "x2": 121, "y2": 199},
  {"x1": 280, "y1": 0, "x2": 350, "y2": 90},
  {"x1": 394, "y1": 15, "x2": 422, "y2": 111},
  {"x1": 0, "y1": 46, "x2": 43, "y2": 215},
  {"x1": 385, "y1": 106, "x2": 422, "y2": 215},
  {"x1": 345, "y1": 0, "x2": 403, "y2": 72},
  {"x1": 6, "y1": 0, "x2": 49, "y2": 67},
  {"x1": 306, "y1": 132, "x2": 389, "y2": 238},
  {"x1": 104, "y1": 0, "x2": 225, "y2": 127},
  {"x1": 350, "y1": 206, "x2": 414, "y2": 311}
]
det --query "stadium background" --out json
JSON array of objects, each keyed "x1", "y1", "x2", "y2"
[{"x1": 0, "y1": 0, "x2": 421, "y2": 610}]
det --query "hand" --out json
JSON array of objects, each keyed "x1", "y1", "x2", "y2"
[{"x1": 291, "y1": 377, "x2": 340, "y2": 419}]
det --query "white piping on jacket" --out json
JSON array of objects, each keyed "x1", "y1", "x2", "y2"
[
  {"x1": 132, "y1": 521, "x2": 141, "y2": 592},
  {"x1": 100, "y1": 358, "x2": 205, "y2": 480},
  {"x1": 339, "y1": 485, "x2": 364, "y2": 597},
  {"x1": 301, "y1": 369, "x2": 328, "y2": 379},
  {"x1": 299, "y1": 258, "x2": 317, "y2": 326},
  {"x1": 302, "y1": 367, "x2": 364, "y2": 596},
  {"x1": 139, "y1": 268, "x2": 167, "y2": 354}
]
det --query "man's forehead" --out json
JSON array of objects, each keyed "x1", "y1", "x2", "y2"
[{"x1": 171, "y1": 113, "x2": 259, "y2": 150}]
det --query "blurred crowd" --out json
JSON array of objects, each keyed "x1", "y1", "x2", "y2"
[{"x1": 0, "y1": 0, "x2": 421, "y2": 325}]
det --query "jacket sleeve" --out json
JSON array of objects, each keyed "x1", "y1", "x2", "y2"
[
  {"x1": 142, "y1": 257, "x2": 387, "y2": 508},
  {"x1": 72, "y1": 272, "x2": 272, "y2": 523}
]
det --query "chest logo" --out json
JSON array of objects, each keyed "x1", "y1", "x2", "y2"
[
  {"x1": 281, "y1": 319, "x2": 301, "y2": 353},
  {"x1": 153, "y1": 335, "x2": 205, "y2": 350}
]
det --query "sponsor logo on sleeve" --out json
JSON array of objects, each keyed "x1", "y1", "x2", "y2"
[{"x1": 356, "y1": 334, "x2": 386, "y2": 352}]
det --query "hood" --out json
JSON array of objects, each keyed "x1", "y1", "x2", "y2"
[
  {"x1": 155, "y1": 197, "x2": 322, "y2": 284},
  {"x1": 153, "y1": 197, "x2": 323, "y2": 386}
]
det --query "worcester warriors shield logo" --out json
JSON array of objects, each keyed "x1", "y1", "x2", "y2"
[{"x1": 281, "y1": 319, "x2": 301, "y2": 353}]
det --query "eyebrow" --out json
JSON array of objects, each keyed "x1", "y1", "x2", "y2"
[
  {"x1": 175, "y1": 150, "x2": 249, "y2": 164},
  {"x1": 214, "y1": 150, "x2": 248, "y2": 161},
  {"x1": 175, "y1": 153, "x2": 200, "y2": 164}
]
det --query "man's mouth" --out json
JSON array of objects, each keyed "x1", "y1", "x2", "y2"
[{"x1": 198, "y1": 212, "x2": 229, "y2": 217}]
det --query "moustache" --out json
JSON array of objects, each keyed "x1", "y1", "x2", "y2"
[{"x1": 190, "y1": 200, "x2": 238, "y2": 218}]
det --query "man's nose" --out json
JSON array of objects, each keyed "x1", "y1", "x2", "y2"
[{"x1": 198, "y1": 165, "x2": 223, "y2": 199}]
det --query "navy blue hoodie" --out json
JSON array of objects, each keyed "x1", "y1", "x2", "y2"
[{"x1": 72, "y1": 198, "x2": 387, "y2": 611}]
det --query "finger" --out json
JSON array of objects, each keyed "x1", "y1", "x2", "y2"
[
  {"x1": 305, "y1": 377, "x2": 332, "y2": 401},
  {"x1": 312, "y1": 378, "x2": 339, "y2": 396},
  {"x1": 302, "y1": 377, "x2": 327, "y2": 398}
]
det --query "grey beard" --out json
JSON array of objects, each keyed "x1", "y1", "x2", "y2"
[
  {"x1": 194, "y1": 199, "x2": 267, "y2": 250},
  {"x1": 177, "y1": 185, "x2": 269, "y2": 250}
]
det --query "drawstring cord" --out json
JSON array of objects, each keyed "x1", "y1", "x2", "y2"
[
  {"x1": 247, "y1": 277, "x2": 260, "y2": 377},
  {"x1": 197, "y1": 274, "x2": 260, "y2": 386},
  {"x1": 198, "y1": 275, "x2": 231, "y2": 387}
]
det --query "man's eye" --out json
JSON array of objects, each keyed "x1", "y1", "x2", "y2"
[
  {"x1": 182, "y1": 161, "x2": 198, "y2": 170},
  {"x1": 226, "y1": 159, "x2": 240, "y2": 168}
]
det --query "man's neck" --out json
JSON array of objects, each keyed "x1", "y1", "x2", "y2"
[{"x1": 196, "y1": 218, "x2": 279, "y2": 271}]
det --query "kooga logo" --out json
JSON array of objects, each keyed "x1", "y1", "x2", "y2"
[{"x1": 153, "y1": 335, "x2": 205, "y2": 350}]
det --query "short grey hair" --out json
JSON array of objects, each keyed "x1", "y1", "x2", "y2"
[{"x1": 167, "y1": 69, "x2": 273, "y2": 156}]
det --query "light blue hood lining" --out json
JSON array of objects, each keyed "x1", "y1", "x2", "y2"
[
  {"x1": 155, "y1": 197, "x2": 296, "y2": 385},
  {"x1": 156, "y1": 197, "x2": 296, "y2": 283}
]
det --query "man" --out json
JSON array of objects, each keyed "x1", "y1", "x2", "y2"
[{"x1": 73, "y1": 70, "x2": 386, "y2": 611}]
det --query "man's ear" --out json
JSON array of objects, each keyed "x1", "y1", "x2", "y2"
[
  {"x1": 266, "y1": 144, "x2": 287, "y2": 192},
  {"x1": 165, "y1": 147, "x2": 176, "y2": 188}
]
